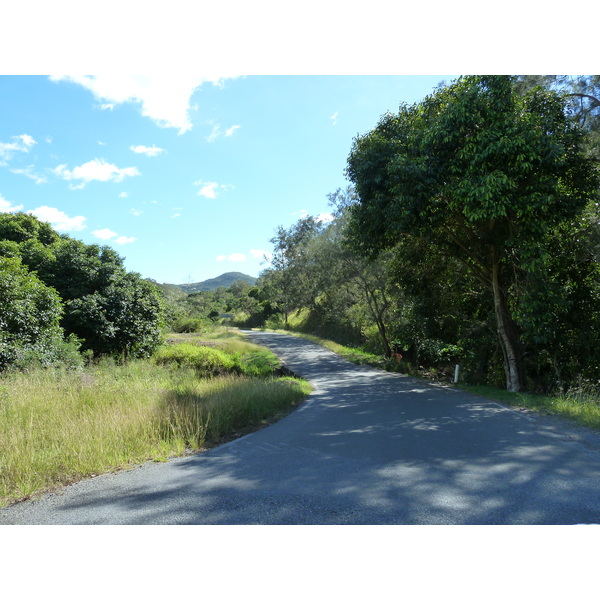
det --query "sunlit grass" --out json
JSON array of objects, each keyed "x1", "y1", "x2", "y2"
[{"x1": 0, "y1": 344, "x2": 311, "y2": 507}]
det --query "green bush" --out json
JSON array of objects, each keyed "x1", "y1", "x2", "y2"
[
  {"x1": 153, "y1": 343, "x2": 237, "y2": 376},
  {"x1": 171, "y1": 317, "x2": 211, "y2": 333}
]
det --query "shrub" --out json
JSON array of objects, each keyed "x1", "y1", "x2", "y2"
[{"x1": 153, "y1": 343, "x2": 237, "y2": 376}]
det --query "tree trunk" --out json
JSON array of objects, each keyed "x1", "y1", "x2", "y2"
[{"x1": 491, "y1": 249, "x2": 524, "y2": 392}]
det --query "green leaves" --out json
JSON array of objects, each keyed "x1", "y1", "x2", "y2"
[
  {"x1": 346, "y1": 75, "x2": 600, "y2": 391},
  {"x1": 0, "y1": 213, "x2": 165, "y2": 365}
]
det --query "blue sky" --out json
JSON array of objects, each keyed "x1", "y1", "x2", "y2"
[{"x1": 0, "y1": 75, "x2": 454, "y2": 284}]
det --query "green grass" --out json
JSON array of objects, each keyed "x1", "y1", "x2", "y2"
[
  {"x1": 261, "y1": 328, "x2": 387, "y2": 368},
  {"x1": 457, "y1": 384, "x2": 600, "y2": 432},
  {"x1": 0, "y1": 331, "x2": 311, "y2": 507}
]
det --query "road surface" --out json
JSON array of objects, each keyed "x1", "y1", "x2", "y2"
[{"x1": 2, "y1": 330, "x2": 600, "y2": 524}]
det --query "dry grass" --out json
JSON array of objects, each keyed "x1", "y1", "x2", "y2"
[{"x1": 0, "y1": 357, "x2": 311, "y2": 507}]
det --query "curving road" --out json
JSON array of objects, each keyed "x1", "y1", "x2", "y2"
[{"x1": 2, "y1": 330, "x2": 600, "y2": 524}]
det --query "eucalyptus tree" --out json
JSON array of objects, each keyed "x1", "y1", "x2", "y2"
[{"x1": 346, "y1": 75, "x2": 599, "y2": 391}]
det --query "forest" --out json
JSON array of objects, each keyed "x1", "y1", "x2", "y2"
[{"x1": 2, "y1": 75, "x2": 600, "y2": 396}]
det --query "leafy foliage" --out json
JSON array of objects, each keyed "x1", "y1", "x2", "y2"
[
  {"x1": 346, "y1": 75, "x2": 599, "y2": 391},
  {"x1": 0, "y1": 213, "x2": 165, "y2": 367}
]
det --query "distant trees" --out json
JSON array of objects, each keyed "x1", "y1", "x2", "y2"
[{"x1": 0, "y1": 212, "x2": 165, "y2": 369}]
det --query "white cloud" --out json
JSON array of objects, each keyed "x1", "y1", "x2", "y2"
[
  {"x1": 194, "y1": 179, "x2": 233, "y2": 199},
  {"x1": 119, "y1": 192, "x2": 129, "y2": 198},
  {"x1": 130, "y1": 144, "x2": 165, "y2": 157},
  {"x1": 206, "y1": 123, "x2": 240, "y2": 142},
  {"x1": 171, "y1": 213, "x2": 182, "y2": 219},
  {"x1": 115, "y1": 236, "x2": 136, "y2": 245},
  {"x1": 331, "y1": 111, "x2": 339, "y2": 125},
  {"x1": 317, "y1": 212, "x2": 335, "y2": 223},
  {"x1": 0, "y1": 194, "x2": 24, "y2": 213},
  {"x1": 0, "y1": 134, "x2": 36, "y2": 163},
  {"x1": 50, "y1": 75, "x2": 235, "y2": 134},
  {"x1": 92, "y1": 228, "x2": 117, "y2": 240},
  {"x1": 129, "y1": 208, "x2": 143, "y2": 216},
  {"x1": 206, "y1": 124, "x2": 221, "y2": 143},
  {"x1": 250, "y1": 248, "x2": 272, "y2": 261},
  {"x1": 53, "y1": 158, "x2": 140, "y2": 189},
  {"x1": 9, "y1": 165, "x2": 47, "y2": 184},
  {"x1": 27, "y1": 206, "x2": 86, "y2": 232},
  {"x1": 216, "y1": 253, "x2": 247, "y2": 262}
]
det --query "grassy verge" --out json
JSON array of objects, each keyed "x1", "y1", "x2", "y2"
[
  {"x1": 258, "y1": 327, "x2": 600, "y2": 433},
  {"x1": 260, "y1": 328, "x2": 387, "y2": 369},
  {"x1": 0, "y1": 330, "x2": 311, "y2": 508},
  {"x1": 456, "y1": 384, "x2": 600, "y2": 432}
]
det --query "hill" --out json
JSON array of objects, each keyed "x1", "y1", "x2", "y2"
[{"x1": 175, "y1": 272, "x2": 257, "y2": 293}]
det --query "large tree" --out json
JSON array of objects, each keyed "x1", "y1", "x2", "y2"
[{"x1": 346, "y1": 75, "x2": 599, "y2": 391}]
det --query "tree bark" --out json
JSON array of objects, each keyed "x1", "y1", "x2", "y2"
[{"x1": 491, "y1": 247, "x2": 524, "y2": 392}]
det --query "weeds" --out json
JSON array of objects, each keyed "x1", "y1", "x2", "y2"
[{"x1": 0, "y1": 331, "x2": 311, "y2": 507}]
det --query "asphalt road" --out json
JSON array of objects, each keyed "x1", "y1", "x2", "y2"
[{"x1": 2, "y1": 330, "x2": 600, "y2": 525}]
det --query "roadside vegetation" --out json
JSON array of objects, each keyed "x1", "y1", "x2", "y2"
[
  {"x1": 3, "y1": 75, "x2": 600, "y2": 505},
  {"x1": 0, "y1": 328, "x2": 311, "y2": 508},
  {"x1": 268, "y1": 327, "x2": 600, "y2": 433}
]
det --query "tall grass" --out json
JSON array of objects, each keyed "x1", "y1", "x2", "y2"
[{"x1": 0, "y1": 358, "x2": 310, "y2": 507}]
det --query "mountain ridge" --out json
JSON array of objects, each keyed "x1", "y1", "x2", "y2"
[{"x1": 169, "y1": 271, "x2": 257, "y2": 293}]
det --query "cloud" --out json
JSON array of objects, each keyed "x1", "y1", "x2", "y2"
[
  {"x1": 50, "y1": 75, "x2": 234, "y2": 134},
  {"x1": 0, "y1": 134, "x2": 36, "y2": 164},
  {"x1": 9, "y1": 165, "x2": 47, "y2": 184},
  {"x1": 206, "y1": 123, "x2": 241, "y2": 142},
  {"x1": 129, "y1": 208, "x2": 143, "y2": 216},
  {"x1": 115, "y1": 236, "x2": 136, "y2": 245},
  {"x1": 193, "y1": 179, "x2": 234, "y2": 199},
  {"x1": 92, "y1": 228, "x2": 117, "y2": 240},
  {"x1": 0, "y1": 194, "x2": 24, "y2": 213},
  {"x1": 216, "y1": 253, "x2": 247, "y2": 262},
  {"x1": 53, "y1": 158, "x2": 140, "y2": 189},
  {"x1": 250, "y1": 248, "x2": 272, "y2": 261},
  {"x1": 130, "y1": 144, "x2": 165, "y2": 157},
  {"x1": 316, "y1": 212, "x2": 335, "y2": 223},
  {"x1": 119, "y1": 192, "x2": 129, "y2": 198},
  {"x1": 27, "y1": 206, "x2": 86, "y2": 232},
  {"x1": 206, "y1": 124, "x2": 221, "y2": 143},
  {"x1": 92, "y1": 228, "x2": 135, "y2": 244},
  {"x1": 331, "y1": 111, "x2": 339, "y2": 125}
]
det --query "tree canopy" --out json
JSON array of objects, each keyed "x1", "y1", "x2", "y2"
[
  {"x1": 0, "y1": 212, "x2": 165, "y2": 368},
  {"x1": 346, "y1": 75, "x2": 599, "y2": 391}
]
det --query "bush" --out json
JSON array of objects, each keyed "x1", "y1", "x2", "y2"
[
  {"x1": 0, "y1": 257, "x2": 67, "y2": 371},
  {"x1": 153, "y1": 343, "x2": 237, "y2": 376},
  {"x1": 171, "y1": 317, "x2": 211, "y2": 334}
]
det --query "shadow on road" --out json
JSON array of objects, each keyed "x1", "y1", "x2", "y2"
[{"x1": 3, "y1": 331, "x2": 600, "y2": 525}]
